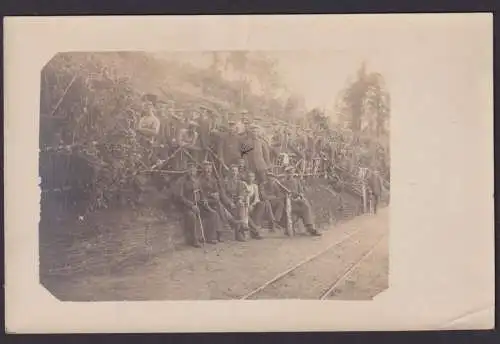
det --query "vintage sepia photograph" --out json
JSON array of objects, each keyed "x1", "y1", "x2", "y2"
[
  {"x1": 5, "y1": 14, "x2": 493, "y2": 332},
  {"x1": 39, "y1": 51, "x2": 390, "y2": 301}
]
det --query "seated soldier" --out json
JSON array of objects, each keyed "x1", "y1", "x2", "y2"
[
  {"x1": 221, "y1": 164, "x2": 261, "y2": 241},
  {"x1": 199, "y1": 160, "x2": 231, "y2": 241},
  {"x1": 247, "y1": 171, "x2": 283, "y2": 232},
  {"x1": 280, "y1": 165, "x2": 321, "y2": 236},
  {"x1": 176, "y1": 163, "x2": 219, "y2": 247}
]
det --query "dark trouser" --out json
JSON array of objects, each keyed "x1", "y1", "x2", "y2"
[
  {"x1": 291, "y1": 198, "x2": 314, "y2": 226},
  {"x1": 183, "y1": 204, "x2": 218, "y2": 245},
  {"x1": 269, "y1": 198, "x2": 285, "y2": 223},
  {"x1": 222, "y1": 198, "x2": 261, "y2": 239},
  {"x1": 255, "y1": 169, "x2": 266, "y2": 183},
  {"x1": 250, "y1": 200, "x2": 276, "y2": 227},
  {"x1": 207, "y1": 198, "x2": 232, "y2": 231}
]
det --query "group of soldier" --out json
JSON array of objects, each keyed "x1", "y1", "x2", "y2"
[
  {"x1": 175, "y1": 158, "x2": 321, "y2": 248},
  {"x1": 135, "y1": 93, "x2": 386, "y2": 248}
]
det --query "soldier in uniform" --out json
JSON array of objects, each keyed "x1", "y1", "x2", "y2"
[
  {"x1": 250, "y1": 170, "x2": 284, "y2": 232},
  {"x1": 242, "y1": 123, "x2": 271, "y2": 183},
  {"x1": 221, "y1": 164, "x2": 261, "y2": 241},
  {"x1": 199, "y1": 160, "x2": 230, "y2": 241},
  {"x1": 177, "y1": 120, "x2": 202, "y2": 167},
  {"x1": 281, "y1": 166, "x2": 321, "y2": 236},
  {"x1": 177, "y1": 163, "x2": 218, "y2": 247},
  {"x1": 217, "y1": 120, "x2": 242, "y2": 169}
]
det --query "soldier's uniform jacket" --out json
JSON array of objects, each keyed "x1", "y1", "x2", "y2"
[
  {"x1": 199, "y1": 173, "x2": 222, "y2": 200},
  {"x1": 241, "y1": 133, "x2": 271, "y2": 172},
  {"x1": 368, "y1": 173, "x2": 382, "y2": 197},
  {"x1": 224, "y1": 176, "x2": 248, "y2": 203},
  {"x1": 217, "y1": 132, "x2": 242, "y2": 167},
  {"x1": 259, "y1": 178, "x2": 282, "y2": 201},
  {"x1": 178, "y1": 175, "x2": 203, "y2": 208},
  {"x1": 281, "y1": 178, "x2": 306, "y2": 199}
]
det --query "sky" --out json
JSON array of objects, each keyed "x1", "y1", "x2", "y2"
[{"x1": 154, "y1": 50, "x2": 391, "y2": 112}]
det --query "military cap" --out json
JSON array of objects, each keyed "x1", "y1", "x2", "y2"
[
  {"x1": 202, "y1": 160, "x2": 212, "y2": 165},
  {"x1": 188, "y1": 120, "x2": 200, "y2": 127},
  {"x1": 228, "y1": 120, "x2": 237, "y2": 126}
]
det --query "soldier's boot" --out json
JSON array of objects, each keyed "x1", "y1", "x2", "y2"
[
  {"x1": 271, "y1": 221, "x2": 284, "y2": 233},
  {"x1": 235, "y1": 225, "x2": 246, "y2": 242},
  {"x1": 216, "y1": 231, "x2": 225, "y2": 243},
  {"x1": 306, "y1": 224, "x2": 322, "y2": 237},
  {"x1": 249, "y1": 226, "x2": 263, "y2": 240}
]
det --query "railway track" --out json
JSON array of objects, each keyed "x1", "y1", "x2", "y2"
[{"x1": 239, "y1": 224, "x2": 387, "y2": 300}]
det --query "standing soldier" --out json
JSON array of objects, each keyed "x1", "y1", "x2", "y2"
[
  {"x1": 242, "y1": 123, "x2": 271, "y2": 183},
  {"x1": 368, "y1": 169, "x2": 383, "y2": 214},
  {"x1": 252, "y1": 170, "x2": 284, "y2": 232},
  {"x1": 358, "y1": 166, "x2": 369, "y2": 213},
  {"x1": 177, "y1": 120, "x2": 202, "y2": 166},
  {"x1": 137, "y1": 94, "x2": 161, "y2": 165},
  {"x1": 176, "y1": 163, "x2": 218, "y2": 247},
  {"x1": 217, "y1": 120, "x2": 242, "y2": 169},
  {"x1": 280, "y1": 166, "x2": 321, "y2": 236}
]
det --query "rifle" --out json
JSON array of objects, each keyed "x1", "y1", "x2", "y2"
[
  {"x1": 272, "y1": 177, "x2": 294, "y2": 237},
  {"x1": 207, "y1": 147, "x2": 229, "y2": 172},
  {"x1": 192, "y1": 189, "x2": 207, "y2": 252}
]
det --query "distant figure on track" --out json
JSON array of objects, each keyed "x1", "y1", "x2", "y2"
[{"x1": 368, "y1": 169, "x2": 382, "y2": 214}]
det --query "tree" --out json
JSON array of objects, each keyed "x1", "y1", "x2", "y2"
[
  {"x1": 306, "y1": 108, "x2": 329, "y2": 131},
  {"x1": 336, "y1": 62, "x2": 390, "y2": 139},
  {"x1": 335, "y1": 62, "x2": 391, "y2": 172},
  {"x1": 283, "y1": 94, "x2": 306, "y2": 122}
]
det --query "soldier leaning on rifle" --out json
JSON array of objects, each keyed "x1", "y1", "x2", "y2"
[
  {"x1": 247, "y1": 171, "x2": 284, "y2": 233},
  {"x1": 281, "y1": 166, "x2": 321, "y2": 237},
  {"x1": 176, "y1": 163, "x2": 219, "y2": 248},
  {"x1": 199, "y1": 160, "x2": 231, "y2": 242}
]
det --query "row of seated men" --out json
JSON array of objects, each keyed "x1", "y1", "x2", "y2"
[{"x1": 174, "y1": 160, "x2": 322, "y2": 248}]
